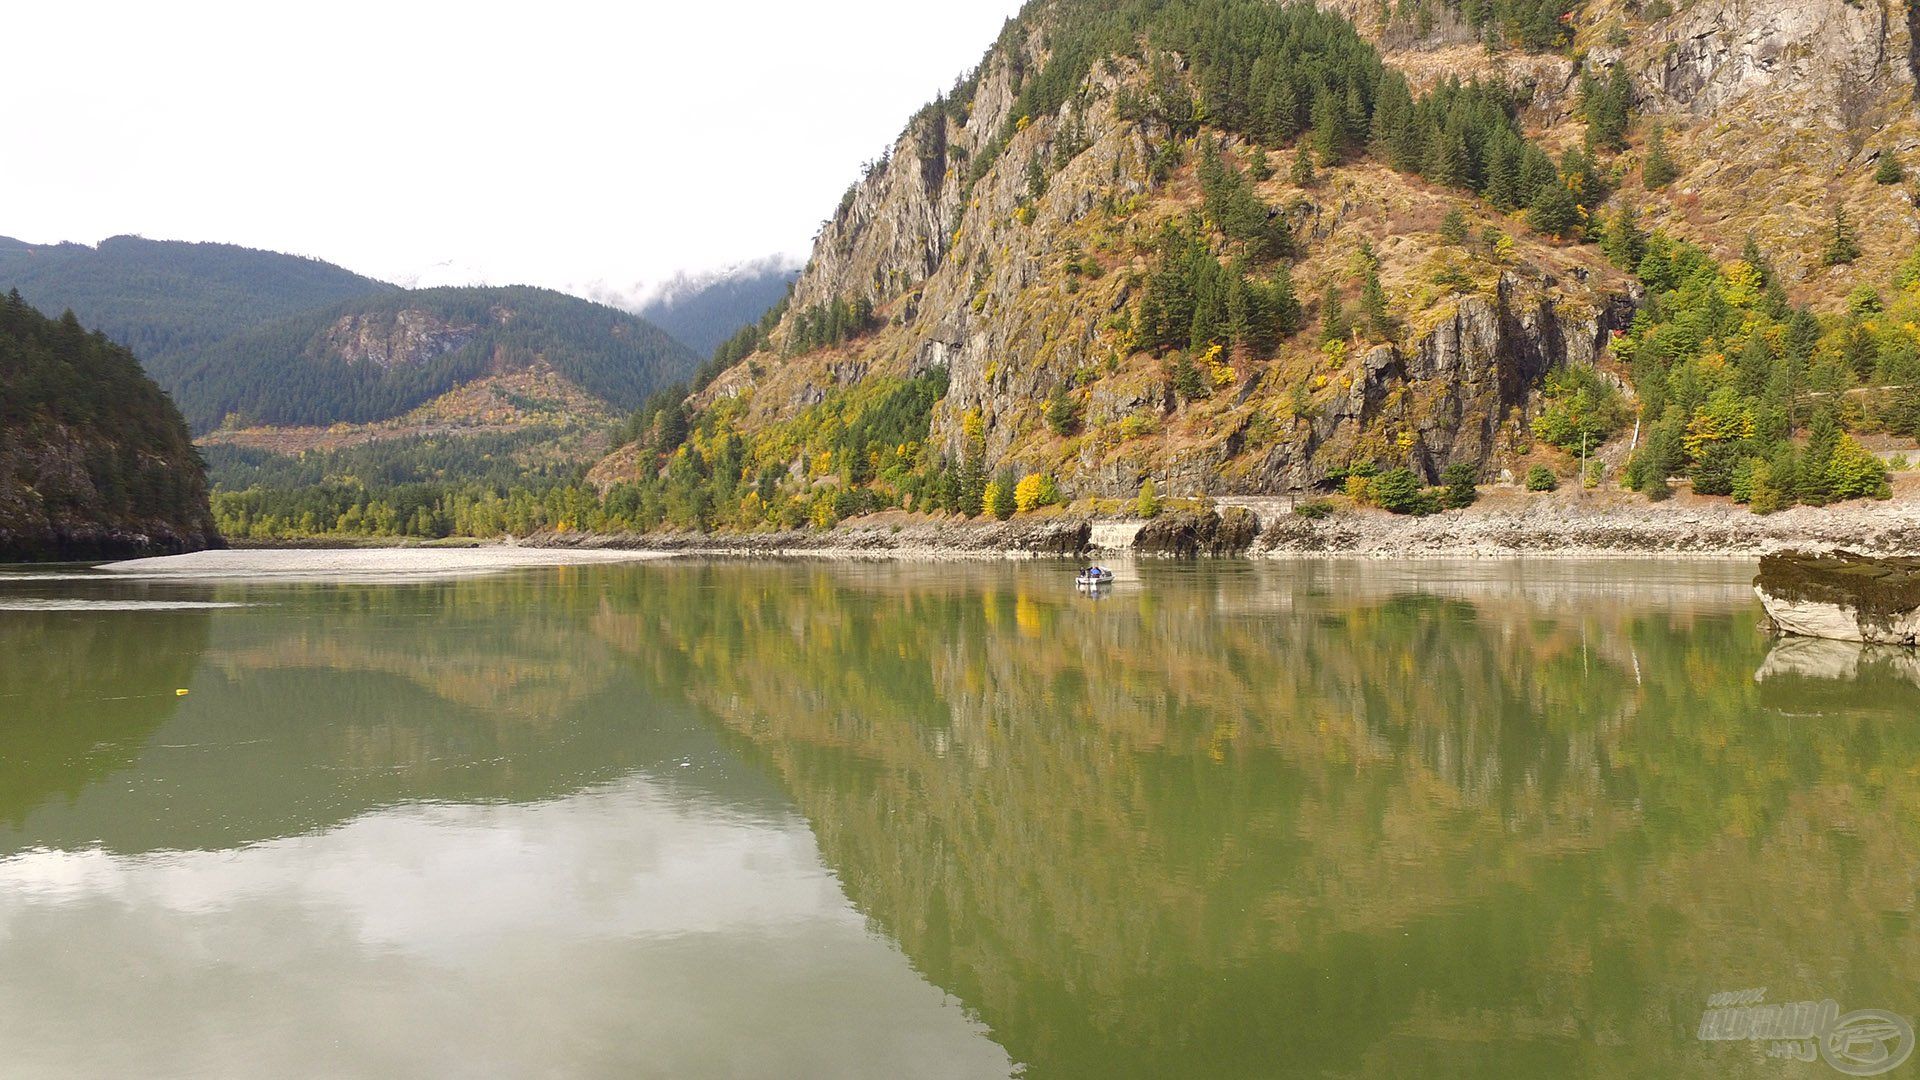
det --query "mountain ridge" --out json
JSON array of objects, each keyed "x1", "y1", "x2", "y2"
[{"x1": 578, "y1": 0, "x2": 1919, "y2": 535}]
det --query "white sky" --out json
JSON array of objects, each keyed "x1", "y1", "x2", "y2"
[{"x1": 1, "y1": 0, "x2": 1026, "y2": 307}]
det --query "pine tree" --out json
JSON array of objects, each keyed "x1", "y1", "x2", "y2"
[
  {"x1": 1045, "y1": 384, "x2": 1081, "y2": 436},
  {"x1": 1439, "y1": 207, "x2": 1471, "y2": 245},
  {"x1": 1600, "y1": 203, "x2": 1646, "y2": 269},
  {"x1": 1822, "y1": 206, "x2": 1861, "y2": 267},
  {"x1": 1740, "y1": 232, "x2": 1772, "y2": 286},
  {"x1": 1360, "y1": 267, "x2": 1395, "y2": 339},
  {"x1": 1642, "y1": 124, "x2": 1678, "y2": 189},
  {"x1": 1527, "y1": 180, "x2": 1581, "y2": 240},
  {"x1": 1875, "y1": 150, "x2": 1905, "y2": 185},
  {"x1": 1135, "y1": 477, "x2": 1161, "y2": 518},
  {"x1": 1249, "y1": 146, "x2": 1274, "y2": 181},
  {"x1": 1310, "y1": 89, "x2": 1347, "y2": 165},
  {"x1": 1320, "y1": 284, "x2": 1349, "y2": 344},
  {"x1": 1291, "y1": 143, "x2": 1317, "y2": 186},
  {"x1": 1484, "y1": 136, "x2": 1522, "y2": 210}
]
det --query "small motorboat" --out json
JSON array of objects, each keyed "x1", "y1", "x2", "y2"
[{"x1": 1076, "y1": 567, "x2": 1115, "y2": 587}]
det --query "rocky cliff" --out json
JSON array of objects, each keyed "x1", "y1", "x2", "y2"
[
  {"x1": 678, "y1": 3, "x2": 1635, "y2": 503},
  {"x1": 1, "y1": 295, "x2": 220, "y2": 561},
  {"x1": 602, "y1": 0, "x2": 1917, "y2": 520}
]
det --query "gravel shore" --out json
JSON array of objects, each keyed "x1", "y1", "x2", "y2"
[
  {"x1": 1257, "y1": 489, "x2": 1920, "y2": 558},
  {"x1": 528, "y1": 489, "x2": 1920, "y2": 561}
]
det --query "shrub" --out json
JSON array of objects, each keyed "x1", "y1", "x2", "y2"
[
  {"x1": 1828, "y1": 435, "x2": 1892, "y2": 501},
  {"x1": 1014, "y1": 473, "x2": 1060, "y2": 512},
  {"x1": 1135, "y1": 477, "x2": 1161, "y2": 518},
  {"x1": 1440, "y1": 462, "x2": 1478, "y2": 509},
  {"x1": 1371, "y1": 467, "x2": 1428, "y2": 514},
  {"x1": 1526, "y1": 465, "x2": 1558, "y2": 491},
  {"x1": 1294, "y1": 499, "x2": 1336, "y2": 520}
]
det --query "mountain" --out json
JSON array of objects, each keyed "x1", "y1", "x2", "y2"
[
  {"x1": 0, "y1": 292, "x2": 219, "y2": 560},
  {"x1": 168, "y1": 285, "x2": 699, "y2": 434},
  {"x1": 586, "y1": 0, "x2": 1920, "y2": 531},
  {"x1": 0, "y1": 234, "x2": 393, "y2": 384},
  {"x1": 634, "y1": 257, "x2": 801, "y2": 357}
]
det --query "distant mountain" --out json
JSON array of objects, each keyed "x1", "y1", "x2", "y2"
[
  {"x1": 635, "y1": 257, "x2": 799, "y2": 357},
  {"x1": 172, "y1": 285, "x2": 700, "y2": 432},
  {"x1": 0, "y1": 235, "x2": 393, "y2": 384},
  {"x1": 0, "y1": 292, "x2": 219, "y2": 560}
]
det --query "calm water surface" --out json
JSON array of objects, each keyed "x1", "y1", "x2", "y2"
[{"x1": 1, "y1": 558, "x2": 1916, "y2": 1078}]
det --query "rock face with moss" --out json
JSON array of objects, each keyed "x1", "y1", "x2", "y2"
[{"x1": 1756, "y1": 551, "x2": 1920, "y2": 645}]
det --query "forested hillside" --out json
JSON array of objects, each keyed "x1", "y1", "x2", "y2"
[
  {"x1": 0, "y1": 235, "x2": 391, "y2": 383},
  {"x1": 172, "y1": 285, "x2": 699, "y2": 432},
  {"x1": 0, "y1": 292, "x2": 219, "y2": 559}
]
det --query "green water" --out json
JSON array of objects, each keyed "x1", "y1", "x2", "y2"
[{"x1": 2, "y1": 558, "x2": 1916, "y2": 1078}]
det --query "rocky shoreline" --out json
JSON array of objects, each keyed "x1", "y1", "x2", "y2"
[
  {"x1": 1255, "y1": 490, "x2": 1920, "y2": 558},
  {"x1": 520, "y1": 489, "x2": 1920, "y2": 561}
]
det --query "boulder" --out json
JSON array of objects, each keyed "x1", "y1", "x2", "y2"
[
  {"x1": 1132, "y1": 508, "x2": 1260, "y2": 557},
  {"x1": 1755, "y1": 551, "x2": 1920, "y2": 645}
]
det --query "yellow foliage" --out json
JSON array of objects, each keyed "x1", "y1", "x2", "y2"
[
  {"x1": 1199, "y1": 343, "x2": 1233, "y2": 387},
  {"x1": 1014, "y1": 473, "x2": 1058, "y2": 513},
  {"x1": 1723, "y1": 260, "x2": 1763, "y2": 308}
]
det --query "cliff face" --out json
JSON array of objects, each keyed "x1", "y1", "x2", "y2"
[
  {"x1": 692, "y1": 13, "x2": 1632, "y2": 500},
  {"x1": 319, "y1": 308, "x2": 485, "y2": 370},
  {"x1": 629, "y1": 0, "x2": 1917, "y2": 510},
  {"x1": 1, "y1": 297, "x2": 220, "y2": 561}
]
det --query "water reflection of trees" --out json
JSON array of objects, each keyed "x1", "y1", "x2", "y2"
[
  {"x1": 0, "y1": 609, "x2": 210, "y2": 828},
  {"x1": 595, "y1": 562, "x2": 1920, "y2": 1079},
  {"x1": 0, "y1": 571, "x2": 734, "y2": 853}
]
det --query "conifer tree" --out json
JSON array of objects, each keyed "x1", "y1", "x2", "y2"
[
  {"x1": 1360, "y1": 267, "x2": 1395, "y2": 339},
  {"x1": 1320, "y1": 284, "x2": 1349, "y2": 344},
  {"x1": 1291, "y1": 143, "x2": 1317, "y2": 186},
  {"x1": 1822, "y1": 206, "x2": 1861, "y2": 267},
  {"x1": 1875, "y1": 150, "x2": 1905, "y2": 185},
  {"x1": 1642, "y1": 124, "x2": 1678, "y2": 188},
  {"x1": 1527, "y1": 180, "x2": 1581, "y2": 239},
  {"x1": 1249, "y1": 146, "x2": 1274, "y2": 181},
  {"x1": 1601, "y1": 203, "x2": 1646, "y2": 269}
]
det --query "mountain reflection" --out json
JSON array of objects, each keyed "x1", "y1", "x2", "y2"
[
  {"x1": 594, "y1": 560, "x2": 1920, "y2": 1079},
  {"x1": 0, "y1": 572, "x2": 785, "y2": 853},
  {"x1": 6, "y1": 560, "x2": 1917, "y2": 1079}
]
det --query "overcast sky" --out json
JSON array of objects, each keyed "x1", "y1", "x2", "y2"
[{"x1": 2, "y1": 0, "x2": 1026, "y2": 308}]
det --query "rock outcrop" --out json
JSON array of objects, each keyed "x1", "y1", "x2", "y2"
[
  {"x1": 1756, "y1": 551, "x2": 1920, "y2": 645},
  {"x1": 1133, "y1": 507, "x2": 1261, "y2": 556}
]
